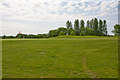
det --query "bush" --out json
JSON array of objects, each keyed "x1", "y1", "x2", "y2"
[
  {"x1": 59, "y1": 31, "x2": 65, "y2": 36},
  {"x1": 70, "y1": 31, "x2": 75, "y2": 35},
  {"x1": 80, "y1": 27, "x2": 86, "y2": 36}
]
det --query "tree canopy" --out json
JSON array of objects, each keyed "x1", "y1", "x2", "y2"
[{"x1": 112, "y1": 24, "x2": 120, "y2": 36}]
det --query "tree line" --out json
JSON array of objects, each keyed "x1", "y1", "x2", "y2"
[
  {"x1": 2, "y1": 18, "x2": 119, "y2": 39},
  {"x1": 2, "y1": 33, "x2": 49, "y2": 39},
  {"x1": 49, "y1": 18, "x2": 108, "y2": 37}
]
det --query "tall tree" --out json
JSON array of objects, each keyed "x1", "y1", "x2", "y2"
[
  {"x1": 69, "y1": 21, "x2": 72, "y2": 29},
  {"x1": 90, "y1": 19, "x2": 94, "y2": 29},
  {"x1": 2, "y1": 35, "x2": 6, "y2": 39},
  {"x1": 66, "y1": 20, "x2": 72, "y2": 29},
  {"x1": 86, "y1": 20, "x2": 90, "y2": 28},
  {"x1": 99, "y1": 19, "x2": 103, "y2": 31},
  {"x1": 74, "y1": 19, "x2": 80, "y2": 35},
  {"x1": 74, "y1": 19, "x2": 79, "y2": 31},
  {"x1": 98, "y1": 19, "x2": 103, "y2": 35},
  {"x1": 80, "y1": 20, "x2": 85, "y2": 29},
  {"x1": 93, "y1": 18, "x2": 98, "y2": 35},
  {"x1": 66, "y1": 20, "x2": 70, "y2": 29},
  {"x1": 103, "y1": 20, "x2": 107, "y2": 35}
]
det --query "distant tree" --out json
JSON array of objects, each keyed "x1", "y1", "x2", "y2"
[
  {"x1": 68, "y1": 28, "x2": 74, "y2": 35},
  {"x1": 66, "y1": 20, "x2": 70, "y2": 29},
  {"x1": 2, "y1": 35, "x2": 6, "y2": 39},
  {"x1": 70, "y1": 31, "x2": 75, "y2": 35},
  {"x1": 80, "y1": 20, "x2": 85, "y2": 29},
  {"x1": 80, "y1": 27, "x2": 86, "y2": 36},
  {"x1": 99, "y1": 19, "x2": 103, "y2": 31},
  {"x1": 90, "y1": 19, "x2": 94, "y2": 29},
  {"x1": 6, "y1": 36, "x2": 15, "y2": 38},
  {"x1": 91, "y1": 29, "x2": 95, "y2": 35},
  {"x1": 74, "y1": 19, "x2": 80, "y2": 35},
  {"x1": 34, "y1": 34, "x2": 42, "y2": 38},
  {"x1": 98, "y1": 19, "x2": 103, "y2": 35},
  {"x1": 59, "y1": 31, "x2": 65, "y2": 36},
  {"x1": 74, "y1": 19, "x2": 79, "y2": 31},
  {"x1": 86, "y1": 20, "x2": 90, "y2": 28},
  {"x1": 66, "y1": 21, "x2": 72, "y2": 29},
  {"x1": 42, "y1": 34, "x2": 49, "y2": 38},
  {"x1": 57, "y1": 27, "x2": 67, "y2": 35},
  {"x1": 69, "y1": 22, "x2": 72, "y2": 29},
  {"x1": 103, "y1": 20, "x2": 108, "y2": 35},
  {"x1": 49, "y1": 30, "x2": 58, "y2": 37},
  {"x1": 37, "y1": 34, "x2": 43, "y2": 38},
  {"x1": 16, "y1": 33, "x2": 26, "y2": 38},
  {"x1": 67, "y1": 21, "x2": 73, "y2": 35},
  {"x1": 85, "y1": 28, "x2": 91, "y2": 35},
  {"x1": 28, "y1": 34, "x2": 35, "y2": 38},
  {"x1": 93, "y1": 18, "x2": 98, "y2": 35},
  {"x1": 112, "y1": 24, "x2": 120, "y2": 36},
  {"x1": 80, "y1": 20, "x2": 85, "y2": 35}
]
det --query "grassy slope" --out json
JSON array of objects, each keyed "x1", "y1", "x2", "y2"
[{"x1": 2, "y1": 36, "x2": 118, "y2": 78}]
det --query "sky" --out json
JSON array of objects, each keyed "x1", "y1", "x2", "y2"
[{"x1": 0, "y1": 0, "x2": 119, "y2": 36}]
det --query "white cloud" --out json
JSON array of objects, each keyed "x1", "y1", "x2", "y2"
[
  {"x1": 0, "y1": 0, "x2": 118, "y2": 35},
  {"x1": 0, "y1": 0, "x2": 118, "y2": 21}
]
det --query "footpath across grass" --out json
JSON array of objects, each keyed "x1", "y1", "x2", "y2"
[{"x1": 2, "y1": 36, "x2": 118, "y2": 78}]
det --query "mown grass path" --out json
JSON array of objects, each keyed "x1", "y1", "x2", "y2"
[{"x1": 82, "y1": 56, "x2": 97, "y2": 78}]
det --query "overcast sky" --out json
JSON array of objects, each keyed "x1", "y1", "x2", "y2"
[{"x1": 0, "y1": 0, "x2": 119, "y2": 36}]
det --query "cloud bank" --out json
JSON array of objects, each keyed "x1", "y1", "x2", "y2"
[{"x1": 0, "y1": 0, "x2": 118, "y2": 35}]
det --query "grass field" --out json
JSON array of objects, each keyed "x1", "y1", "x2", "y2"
[{"x1": 2, "y1": 36, "x2": 118, "y2": 78}]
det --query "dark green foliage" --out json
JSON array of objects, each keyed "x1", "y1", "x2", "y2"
[
  {"x1": 68, "y1": 28, "x2": 74, "y2": 35},
  {"x1": 80, "y1": 20, "x2": 85, "y2": 29},
  {"x1": 2, "y1": 35, "x2": 15, "y2": 39},
  {"x1": 16, "y1": 33, "x2": 27, "y2": 38},
  {"x1": 74, "y1": 19, "x2": 80, "y2": 36},
  {"x1": 74, "y1": 19, "x2": 79, "y2": 31},
  {"x1": 80, "y1": 27, "x2": 86, "y2": 36},
  {"x1": 99, "y1": 19, "x2": 103, "y2": 32},
  {"x1": 85, "y1": 28, "x2": 95, "y2": 35},
  {"x1": 112, "y1": 24, "x2": 120, "y2": 36},
  {"x1": 57, "y1": 27, "x2": 68, "y2": 35},
  {"x1": 75, "y1": 31, "x2": 80, "y2": 36},
  {"x1": 42, "y1": 34, "x2": 49, "y2": 38},
  {"x1": 49, "y1": 30, "x2": 58, "y2": 37},
  {"x1": 66, "y1": 20, "x2": 70, "y2": 29},
  {"x1": 86, "y1": 20, "x2": 90, "y2": 28},
  {"x1": 2, "y1": 35, "x2": 6, "y2": 39},
  {"x1": 70, "y1": 30, "x2": 75, "y2": 35},
  {"x1": 59, "y1": 31, "x2": 65, "y2": 36},
  {"x1": 15, "y1": 33, "x2": 49, "y2": 38},
  {"x1": 90, "y1": 19, "x2": 94, "y2": 29},
  {"x1": 66, "y1": 20, "x2": 72, "y2": 29},
  {"x1": 103, "y1": 20, "x2": 108, "y2": 35},
  {"x1": 69, "y1": 22, "x2": 72, "y2": 29},
  {"x1": 93, "y1": 18, "x2": 99, "y2": 35}
]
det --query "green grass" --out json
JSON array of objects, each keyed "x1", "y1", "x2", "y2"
[{"x1": 2, "y1": 36, "x2": 118, "y2": 78}]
